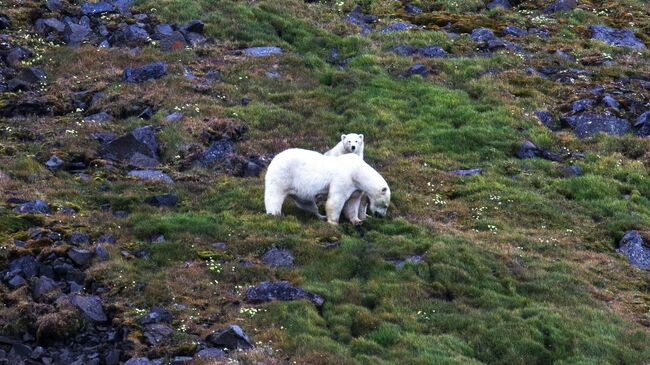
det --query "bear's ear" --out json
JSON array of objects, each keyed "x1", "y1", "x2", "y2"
[
  {"x1": 381, "y1": 187, "x2": 388, "y2": 194},
  {"x1": 359, "y1": 134, "x2": 364, "y2": 140},
  {"x1": 341, "y1": 134, "x2": 347, "y2": 141}
]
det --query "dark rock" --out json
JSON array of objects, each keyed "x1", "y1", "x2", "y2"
[
  {"x1": 205, "y1": 325, "x2": 253, "y2": 350},
  {"x1": 128, "y1": 170, "x2": 173, "y2": 184},
  {"x1": 171, "y1": 356, "x2": 193, "y2": 365},
  {"x1": 112, "y1": 0, "x2": 134, "y2": 13},
  {"x1": 159, "y1": 31, "x2": 187, "y2": 51},
  {"x1": 198, "y1": 139, "x2": 234, "y2": 166},
  {"x1": 419, "y1": 45, "x2": 448, "y2": 58},
  {"x1": 33, "y1": 276, "x2": 58, "y2": 299},
  {"x1": 95, "y1": 245, "x2": 109, "y2": 261},
  {"x1": 70, "y1": 232, "x2": 91, "y2": 245},
  {"x1": 153, "y1": 24, "x2": 174, "y2": 39},
  {"x1": 261, "y1": 248, "x2": 294, "y2": 268},
  {"x1": 102, "y1": 126, "x2": 158, "y2": 161},
  {"x1": 80, "y1": 2, "x2": 115, "y2": 15},
  {"x1": 590, "y1": 25, "x2": 645, "y2": 49},
  {"x1": 183, "y1": 67, "x2": 197, "y2": 80},
  {"x1": 83, "y1": 112, "x2": 112, "y2": 123},
  {"x1": 71, "y1": 295, "x2": 107, "y2": 322},
  {"x1": 544, "y1": 0, "x2": 576, "y2": 13},
  {"x1": 123, "y1": 62, "x2": 167, "y2": 83},
  {"x1": 46, "y1": 0, "x2": 62, "y2": 11},
  {"x1": 635, "y1": 111, "x2": 650, "y2": 127},
  {"x1": 152, "y1": 235, "x2": 165, "y2": 243},
  {"x1": 379, "y1": 22, "x2": 417, "y2": 33},
  {"x1": 8, "y1": 275, "x2": 26, "y2": 288},
  {"x1": 562, "y1": 113, "x2": 630, "y2": 138},
  {"x1": 143, "y1": 323, "x2": 174, "y2": 345},
  {"x1": 516, "y1": 140, "x2": 563, "y2": 162},
  {"x1": 138, "y1": 107, "x2": 154, "y2": 119},
  {"x1": 35, "y1": 18, "x2": 65, "y2": 34},
  {"x1": 560, "y1": 165, "x2": 582, "y2": 177},
  {"x1": 535, "y1": 110, "x2": 557, "y2": 130},
  {"x1": 180, "y1": 20, "x2": 204, "y2": 34},
  {"x1": 195, "y1": 348, "x2": 226, "y2": 360},
  {"x1": 165, "y1": 112, "x2": 183, "y2": 123},
  {"x1": 487, "y1": 0, "x2": 511, "y2": 10},
  {"x1": 6, "y1": 47, "x2": 32, "y2": 67},
  {"x1": 601, "y1": 94, "x2": 620, "y2": 110},
  {"x1": 140, "y1": 307, "x2": 172, "y2": 325},
  {"x1": 183, "y1": 32, "x2": 207, "y2": 47},
  {"x1": 109, "y1": 24, "x2": 150, "y2": 47},
  {"x1": 528, "y1": 28, "x2": 550, "y2": 38},
  {"x1": 405, "y1": 4, "x2": 422, "y2": 14},
  {"x1": 7, "y1": 78, "x2": 32, "y2": 92},
  {"x1": 346, "y1": 6, "x2": 376, "y2": 34},
  {"x1": 246, "y1": 281, "x2": 324, "y2": 307},
  {"x1": 14, "y1": 200, "x2": 51, "y2": 214},
  {"x1": 145, "y1": 194, "x2": 178, "y2": 208},
  {"x1": 503, "y1": 25, "x2": 527, "y2": 37},
  {"x1": 391, "y1": 45, "x2": 418, "y2": 56},
  {"x1": 68, "y1": 247, "x2": 93, "y2": 267},
  {"x1": 450, "y1": 168, "x2": 484, "y2": 176},
  {"x1": 45, "y1": 155, "x2": 64, "y2": 170},
  {"x1": 617, "y1": 231, "x2": 650, "y2": 270},
  {"x1": 406, "y1": 64, "x2": 428, "y2": 77},
  {"x1": 124, "y1": 357, "x2": 153, "y2": 365},
  {"x1": 128, "y1": 152, "x2": 160, "y2": 168},
  {"x1": 6, "y1": 256, "x2": 39, "y2": 280},
  {"x1": 105, "y1": 349, "x2": 121, "y2": 365},
  {"x1": 471, "y1": 27, "x2": 497, "y2": 43},
  {"x1": 243, "y1": 160, "x2": 263, "y2": 177},
  {"x1": 0, "y1": 16, "x2": 9, "y2": 30},
  {"x1": 113, "y1": 210, "x2": 129, "y2": 218},
  {"x1": 242, "y1": 47, "x2": 282, "y2": 57},
  {"x1": 391, "y1": 255, "x2": 424, "y2": 269},
  {"x1": 64, "y1": 22, "x2": 92, "y2": 47},
  {"x1": 571, "y1": 98, "x2": 596, "y2": 114}
]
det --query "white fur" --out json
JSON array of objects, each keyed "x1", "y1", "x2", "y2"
[
  {"x1": 265, "y1": 149, "x2": 390, "y2": 225},
  {"x1": 325, "y1": 133, "x2": 364, "y2": 159}
]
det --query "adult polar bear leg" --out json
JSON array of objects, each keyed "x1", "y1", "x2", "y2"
[
  {"x1": 264, "y1": 153, "x2": 290, "y2": 216},
  {"x1": 358, "y1": 194, "x2": 369, "y2": 220},
  {"x1": 326, "y1": 183, "x2": 355, "y2": 225},
  {"x1": 265, "y1": 184, "x2": 287, "y2": 216},
  {"x1": 343, "y1": 191, "x2": 363, "y2": 225},
  {"x1": 294, "y1": 198, "x2": 326, "y2": 220}
]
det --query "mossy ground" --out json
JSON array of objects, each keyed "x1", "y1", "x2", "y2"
[{"x1": 1, "y1": 0, "x2": 650, "y2": 364}]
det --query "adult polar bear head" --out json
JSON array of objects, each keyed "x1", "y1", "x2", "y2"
[{"x1": 264, "y1": 149, "x2": 390, "y2": 224}]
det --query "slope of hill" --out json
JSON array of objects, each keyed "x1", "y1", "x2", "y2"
[{"x1": 1, "y1": 0, "x2": 649, "y2": 364}]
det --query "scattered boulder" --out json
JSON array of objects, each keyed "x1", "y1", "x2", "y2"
[
  {"x1": 390, "y1": 255, "x2": 424, "y2": 269},
  {"x1": 145, "y1": 194, "x2": 178, "y2": 207},
  {"x1": 571, "y1": 98, "x2": 596, "y2": 114},
  {"x1": 197, "y1": 139, "x2": 234, "y2": 167},
  {"x1": 125, "y1": 357, "x2": 154, "y2": 365},
  {"x1": 13, "y1": 200, "x2": 51, "y2": 214},
  {"x1": 101, "y1": 126, "x2": 158, "y2": 161},
  {"x1": 180, "y1": 20, "x2": 204, "y2": 34},
  {"x1": 560, "y1": 165, "x2": 583, "y2": 177},
  {"x1": 405, "y1": 4, "x2": 422, "y2": 14},
  {"x1": 63, "y1": 21, "x2": 92, "y2": 47},
  {"x1": 617, "y1": 231, "x2": 650, "y2": 270},
  {"x1": 45, "y1": 155, "x2": 64, "y2": 170},
  {"x1": 379, "y1": 22, "x2": 417, "y2": 33},
  {"x1": 346, "y1": 5, "x2": 376, "y2": 34},
  {"x1": 635, "y1": 111, "x2": 650, "y2": 137},
  {"x1": 487, "y1": 0, "x2": 511, "y2": 10},
  {"x1": 6, "y1": 255, "x2": 39, "y2": 280},
  {"x1": 471, "y1": 28, "x2": 497, "y2": 43},
  {"x1": 206, "y1": 325, "x2": 253, "y2": 350},
  {"x1": 195, "y1": 348, "x2": 226, "y2": 360},
  {"x1": 261, "y1": 247, "x2": 294, "y2": 268},
  {"x1": 555, "y1": 50, "x2": 576, "y2": 62},
  {"x1": 246, "y1": 281, "x2": 324, "y2": 307},
  {"x1": 128, "y1": 170, "x2": 173, "y2": 184},
  {"x1": 140, "y1": 307, "x2": 172, "y2": 325},
  {"x1": 535, "y1": 110, "x2": 558, "y2": 130},
  {"x1": 406, "y1": 64, "x2": 428, "y2": 77},
  {"x1": 159, "y1": 31, "x2": 187, "y2": 51},
  {"x1": 69, "y1": 232, "x2": 91, "y2": 245},
  {"x1": 129, "y1": 152, "x2": 160, "y2": 168},
  {"x1": 95, "y1": 245, "x2": 110, "y2": 261},
  {"x1": 109, "y1": 24, "x2": 151, "y2": 47},
  {"x1": 97, "y1": 233, "x2": 117, "y2": 244},
  {"x1": 590, "y1": 25, "x2": 646, "y2": 49},
  {"x1": 562, "y1": 113, "x2": 630, "y2": 138},
  {"x1": 67, "y1": 248, "x2": 94, "y2": 267},
  {"x1": 165, "y1": 112, "x2": 184, "y2": 123},
  {"x1": 71, "y1": 294, "x2": 108, "y2": 322},
  {"x1": 5, "y1": 46, "x2": 32, "y2": 67},
  {"x1": 450, "y1": 168, "x2": 484, "y2": 176},
  {"x1": 35, "y1": 18, "x2": 65, "y2": 34},
  {"x1": 391, "y1": 45, "x2": 418, "y2": 56},
  {"x1": 143, "y1": 323, "x2": 174, "y2": 345},
  {"x1": 83, "y1": 112, "x2": 112, "y2": 123},
  {"x1": 516, "y1": 140, "x2": 563, "y2": 162},
  {"x1": 601, "y1": 94, "x2": 620, "y2": 110},
  {"x1": 80, "y1": 2, "x2": 115, "y2": 15},
  {"x1": 113, "y1": 0, "x2": 134, "y2": 13},
  {"x1": 242, "y1": 47, "x2": 282, "y2": 57},
  {"x1": 544, "y1": 0, "x2": 576, "y2": 13},
  {"x1": 123, "y1": 62, "x2": 167, "y2": 83},
  {"x1": 33, "y1": 276, "x2": 59, "y2": 299},
  {"x1": 503, "y1": 25, "x2": 527, "y2": 37},
  {"x1": 0, "y1": 16, "x2": 9, "y2": 30},
  {"x1": 419, "y1": 45, "x2": 448, "y2": 58},
  {"x1": 8, "y1": 275, "x2": 26, "y2": 288}
]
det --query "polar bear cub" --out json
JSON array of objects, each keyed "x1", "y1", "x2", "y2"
[
  {"x1": 264, "y1": 149, "x2": 390, "y2": 225},
  {"x1": 325, "y1": 133, "x2": 364, "y2": 159}
]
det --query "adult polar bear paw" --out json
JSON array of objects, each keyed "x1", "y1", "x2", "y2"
[
  {"x1": 264, "y1": 148, "x2": 390, "y2": 225},
  {"x1": 324, "y1": 133, "x2": 364, "y2": 159}
]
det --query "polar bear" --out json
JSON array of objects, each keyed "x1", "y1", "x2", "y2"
[
  {"x1": 265, "y1": 149, "x2": 390, "y2": 225},
  {"x1": 325, "y1": 133, "x2": 364, "y2": 159}
]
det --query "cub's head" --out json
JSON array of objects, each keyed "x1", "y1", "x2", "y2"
[
  {"x1": 369, "y1": 186, "x2": 391, "y2": 217},
  {"x1": 341, "y1": 133, "x2": 364, "y2": 154}
]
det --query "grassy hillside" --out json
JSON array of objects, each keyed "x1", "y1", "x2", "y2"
[{"x1": 1, "y1": 0, "x2": 649, "y2": 364}]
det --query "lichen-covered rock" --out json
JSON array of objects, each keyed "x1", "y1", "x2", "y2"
[{"x1": 617, "y1": 231, "x2": 650, "y2": 270}]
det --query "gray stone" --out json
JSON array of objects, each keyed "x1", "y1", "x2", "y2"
[
  {"x1": 165, "y1": 112, "x2": 183, "y2": 123},
  {"x1": 13, "y1": 200, "x2": 51, "y2": 214},
  {"x1": 206, "y1": 325, "x2": 253, "y2": 350},
  {"x1": 450, "y1": 168, "x2": 484, "y2": 176},
  {"x1": 82, "y1": 112, "x2": 112, "y2": 123},
  {"x1": 590, "y1": 25, "x2": 645, "y2": 49},
  {"x1": 487, "y1": 0, "x2": 511, "y2": 9},
  {"x1": 67, "y1": 248, "x2": 93, "y2": 266},
  {"x1": 561, "y1": 165, "x2": 583, "y2": 177},
  {"x1": 33, "y1": 276, "x2": 58, "y2": 298},
  {"x1": 145, "y1": 194, "x2": 178, "y2": 208},
  {"x1": 8, "y1": 275, "x2": 26, "y2": 288},
  {"x1": 246, "y1": 281, "x2": 324, "y2": 307},
  {"x1": 617, "y1": 231, "x2": 650, "y2": 270},
  {"x1": 128, "y1": 170, "x2": 173, "y2": 184},
  {"x1": 243, "y1": 46, "x2": 282, "y2": 57},
  {"x1": 124, "y1": 358, "x2": 153, "y2": 365},
  {"x1": 195, "y1": 348, "x2": 226, "y2": 360},
  {"x1": 69, "y1": 232, "x2": 91, "y2": 245},
  {"x1": 80, "y1": 2, "x2": 115, "y2": 15},
  {"x1": 544, "y1": 0, "x2": 576, "y2": 13},
  {"x1": 45, "y1": 155, "x2": 64, "y2": 170},
  {"x1": 379, "y1": 22, "x2": 417, "y2": 33},
  {"x1": 562, "y1": 113, "x2": 630, "y2": 138},
  {"x1": 123, "y1": 62, "x2": 167, "y2": 83},
  {"x1": 71, "y1": 295, "x2": 107, "y2": 322},
  {"x1": 261, "y1": 248, "x2": 294, "y2": 268},
  {"x1": 143, "y1": 323, "x2": 174, "y2": 345},
  {"x1": 159, "y1": 31, "x2": 187, "y2": 51},
  {"x1": 503, "y1": 25, "x2": 527, "y2": 37}
]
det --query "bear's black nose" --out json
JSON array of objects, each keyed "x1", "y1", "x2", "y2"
[{"x1": 351, "y1": 146, "x2": 356, "y2": 151}]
